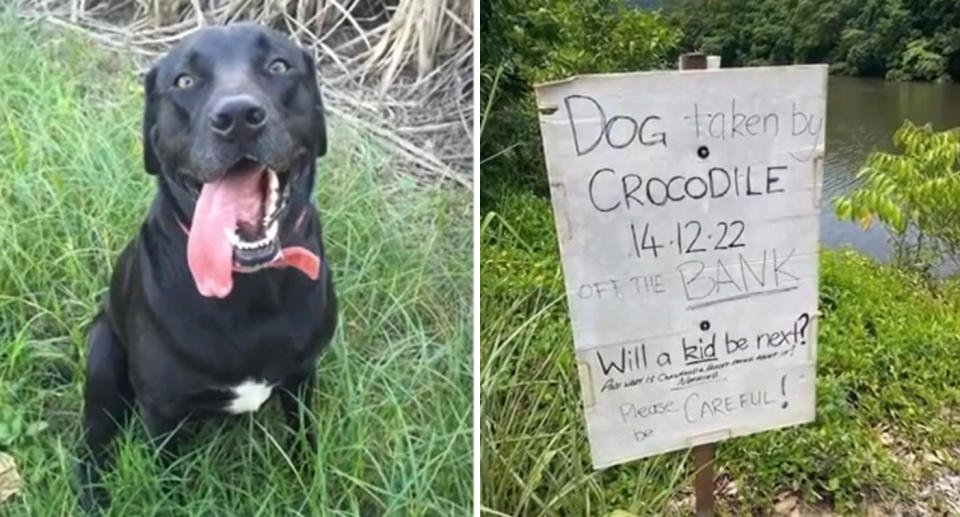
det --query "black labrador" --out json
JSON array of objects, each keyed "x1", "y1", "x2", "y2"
[{"x1": 78, "y1": 23, "x2": 337, "y2": 511}]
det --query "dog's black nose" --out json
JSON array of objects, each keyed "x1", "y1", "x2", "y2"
[{"x1": 209, "y1": 95, "x2": 266, "y2": 141}]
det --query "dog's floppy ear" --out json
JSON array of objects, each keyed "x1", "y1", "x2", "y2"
[
  {"x1": 302, "y1": 48, "x2": 327, "y2": 158},
  {"x1": 142, "y1": 66, "x2": 162, "y2": 175}
]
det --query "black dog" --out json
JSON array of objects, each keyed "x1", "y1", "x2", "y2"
[{"x1": 78, "y1": 23, "x2": 337, "y2": 511}]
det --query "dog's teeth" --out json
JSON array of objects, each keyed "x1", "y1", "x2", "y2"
[
  {"x1": 268, "y1": 169, "x2": 279, "y2": 191},
  {"x1": 233, "y1": 233, "x2": 274, "y2": 250},
  {"x1": 263, "y1": 196, "x2": 277, "y2": 225},
  {"x1": 262, "y1": 171, "x2": 280, "y2": 227}
]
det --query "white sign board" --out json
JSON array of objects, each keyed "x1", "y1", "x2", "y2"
[{"x1": 535, "y1": 65, "x2": 826, "y2": 469}]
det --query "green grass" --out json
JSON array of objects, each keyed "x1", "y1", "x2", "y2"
[
  {"x1": 0, "y1": 19, "x2": 472, "y2": 516},
  {"x1": 480, "y1": 188, "x2": 960, "y2": 516}
]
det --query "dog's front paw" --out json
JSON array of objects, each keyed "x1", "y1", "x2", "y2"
[
  {"x1": 76, "y1": 461, "x2": 109, "y2": 516},
  {"x1": 284, "y1": 426, "x2": 318, "y2": 459}
]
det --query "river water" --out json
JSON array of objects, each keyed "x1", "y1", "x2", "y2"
[{"x1": 822, "y1": 76, "x2": 960, "y2": 261}]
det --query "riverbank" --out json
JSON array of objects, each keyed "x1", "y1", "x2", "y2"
[
  {"x1": 480, "y1": 188, "x2": 960, "y2": 515},
  {"x1": 821, "y1": 76, "x2": 960, "y2": 264}
]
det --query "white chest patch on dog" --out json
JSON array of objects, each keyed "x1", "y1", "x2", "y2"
[{"x1": 225, "y1": 379, "x2": 274, "y2": 414}]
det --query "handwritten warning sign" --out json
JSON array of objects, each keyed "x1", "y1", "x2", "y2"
[{"x1": 535, "y1": 65, "x2": 826, "y2": 468}]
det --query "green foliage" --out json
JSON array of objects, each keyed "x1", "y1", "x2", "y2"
[
  {"x1": 0, "y1": 407, "x2": 48, "y2": 449},
  {"x1": 834, "y1": 121, "x2": 960, "y2": 274},
  {"x1": 724, "y1": 249, "x2": 960, "y2": 512},
  {"x1": 890, "y1": 38, "x2": 949, "y2": 82},
  {"x1": 667, "y1": 0, "x2": 960, "y2": 81},
  {"x1": 0, "y1": 20, "x2": 472, "y2": 516},
  {"x1": 481, "y1": 188, "x2": 960, "y2": 513},
  {"x1": 480, "y1": 191, "x2": 687, "y2": 516},
  {"x1": 480, "y1": 0, "x2": 680, "y2": 205},
  {"x1": 836, "y1": 0, "x2": 911, "y2": 78}
]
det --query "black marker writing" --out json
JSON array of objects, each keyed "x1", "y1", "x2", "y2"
[
  {"x1": 587, "y1": 165, "x2": 788, "y2": 214},
  {"x1": 564, "y1": 95, "x2": 666, "y2": 156}
]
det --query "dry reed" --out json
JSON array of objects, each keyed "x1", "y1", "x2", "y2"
[{"x1": 16, "y1": 0, "x2": 473, "y2": 186}]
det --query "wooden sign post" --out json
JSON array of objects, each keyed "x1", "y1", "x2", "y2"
[
  {"x1": 693, "y1": 441, "x2": 715, "y2": 516},
  {"x1": 680, "y1": 52, "x2": 716, "y2": 517},
  {"x1": 534, "y1": 54, "x2": 826, "y2": 515}
]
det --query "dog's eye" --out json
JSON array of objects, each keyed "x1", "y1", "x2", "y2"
[
  {"x1": 267, "y1": 59, "x2": 290, "y2": 75},
  {"x1": 174, "y1": 74, "x2": 196, "y2": 89}
]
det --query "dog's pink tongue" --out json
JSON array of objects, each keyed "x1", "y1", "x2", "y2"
[{"x1": 187, "y1": 166, "x2": 264, "y2": 298}]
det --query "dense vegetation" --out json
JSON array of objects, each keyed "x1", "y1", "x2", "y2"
[
  {"x1": 668, "y1": 0, "x2": 960, "y2": 82},
  {"x1": 835, "y1": 121, "x2": 960, "y2": 276},
  {"x1": 0, "y1": 21, "x2": 472, "y2": 516},
  {"x1": 480, "y1": 0, "x2": 680, "y2": 199},
  {"x1": 481, "y1": 186, "x2": 960, "y2": 514},
  {"x1": 481, "y1": 0, "x2": 960, "y2": 514},
  {"x1": 482, "y1": 0, "x2": 960, "y2": 203}
]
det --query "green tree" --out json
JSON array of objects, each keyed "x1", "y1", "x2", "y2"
[
  {"x1": 667, "y1": 0, "x2": 960, "y2": 81},
  {"x1": 480, "y1": 0, "x2": 680, "y2": 208},
  {"x1": 834, "y1": 121, "x2": 960, "y2": 274}
]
